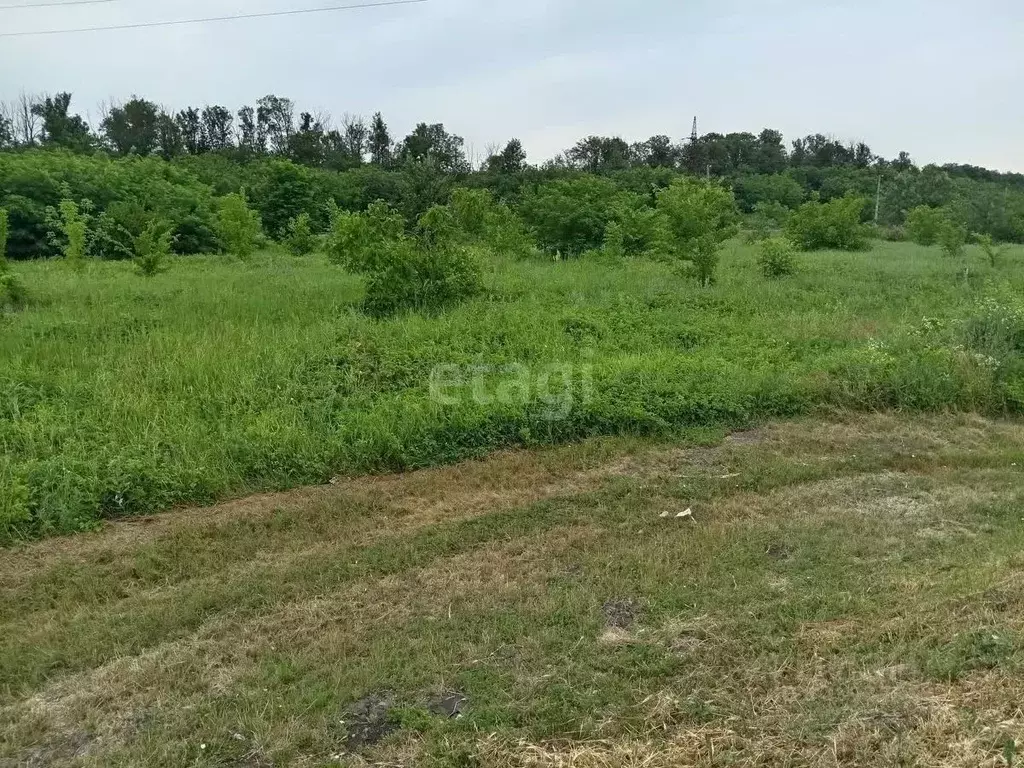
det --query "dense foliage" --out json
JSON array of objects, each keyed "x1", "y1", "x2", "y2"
[{"x1": 2, "y1": 90, "x2": 1023, "y2": 274}]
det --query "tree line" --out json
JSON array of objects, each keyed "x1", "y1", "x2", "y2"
[{"x1": 2, "y1": 89, "x2": 1024, "y2": 263}]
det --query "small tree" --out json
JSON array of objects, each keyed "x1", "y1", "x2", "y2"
[
  {"x1": 785, "y1": 196, "x2": 868, "y2": 251},
  {"x1": 937, "y1": 219, "x2": 967, "y2": 259},
  {"x1": 757, "y1": 236, "x2": 798, "y2": 278},
  {"x1": 217, "y1": 192, "x2": 262, "y2": 260},
  {"x1": 326, "y1": 200, "x2": 405, "y2": 273},
  {"x1": 976, "y1": 233, "x2": 1006, "y2": 268},
  {"x1": 905, "y1": 205, "x2": 947, "y2": 246},
  {"x1": 655, "y1": 177, "x2": 738, "y2": 286},
  {"x1": 133, "y1": 221, "x2": 172, "y2": 276},
  {"x1": 285, "y1": 213, "x2": 317, "y2": 256},
  {"x1": 56, "y1": 199, "x2": 88, "y2": 269}
]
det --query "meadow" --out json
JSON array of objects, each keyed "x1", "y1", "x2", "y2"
[{"x1": 2, "y1": 238, "x2": 1023, "y2": 541}]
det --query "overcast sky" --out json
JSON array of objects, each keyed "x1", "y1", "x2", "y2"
[{"x1": 1, "y1": 0, "x2": 1021, "y2": 171}]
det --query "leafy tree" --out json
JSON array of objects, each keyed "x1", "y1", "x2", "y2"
[
  {"x1": 342, "y1": 115, "x2": 368, "y2": 164},
  {"x1": 248, "y1": 159, "x2": 318, "y2": 240},
  {"x1": 285, "y1": 213, "x2": 317, "y2": 256},
  {"x1": 217, "y1": 192, "x2": 262, "y2": 259},
  {"x1": 236, "y1": 106, "x2": 262, "y2": 155},
  {"x1": 786, "y1": 196, "x2": 868, "y2": 251},
  {"x1": 327, "y1": 200, "x2": 405, "y2": 273},
  {"x1": 256, "y1": 95, "x2": 294, "y2": 155},
  {"x1": 485, "y1": 139, "x2": 527, "y2": 174},
  {"x1": 101, "y1": 97, "x2": 160, "y2": 156},
  {"x1": 976, "y1": 233, "x2": 1006, "y2": 268},
  {"x1": 631, "y1": 135, "x2": 680, "y2": 169},
  {"x1": 567, "y1": 136, "x2": 632, "y2": 173},
  {"x1": 656, "y1": 177, "x2": 738, "y2": 285},
  {"x1": 155, "y1": 112, "x2": 184, "y2": 160},
  {"x1": 133, "y1": 221, "x2": 172, "y2": 276},
  {"x1": 938, "y1": 219, "x2": 967, "y2": 259},
  {"x1": 368, "y1": 112, "x2": 393, "y2": 168},
  {"x1": 54, "y1": 199, "x2": 89, "y2": 269},
  {"x1": 31, "y1": 92, "x2": 91, "y2": 151},
  {"x1": 520, "y1": 176, "x2": 633, "y2": 256},
  {"x1": 754, "y1": 129, "x2": 788, "y2": 174},
  {"x1": 905, "y1": 205, "x2": 948, "y2": 246},
  {"x1": 733, "y1": 173, "x2": 804, "y2": 213},
  {"x1": 202, "y1": 106, "x2": 234, "y2": 152},
  {"x1": 175, "y1": 108, "x2": 204, "y2": 154},
  {"x1": 288, "y1": 112, "x2": 326, "y2": 167},
  {"x1": 398, "y1": 123, "x2": 469, "y2": 174}
]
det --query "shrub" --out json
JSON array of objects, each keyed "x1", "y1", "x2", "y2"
[
  {"x1": 519, "y1": 176, "x2": 636, "y2": 257},
  {"x1": 758, "y1": 236, "x2": 798, "y2": 278},
  {"x1": 786, "y1": 195, "x2": 868, "y2": 251},
  {"x1": 655, "y1": 177, "x2": 738, "y2": 286},
  {"x1": 328, "y1": 201, "x2": 481, "y2": 317},
  {"x1": 905, "y1": 205, "x2": 948, "y2": 246},
  {"x1": 171, "y1": 214, "x2": 220, "y2": 255},
  {"x1": 327, "y1": 200, "x2": 405, "y2": 273},
  {"x1": 602, "y1": 220, "x2": 625, "y2": 259},
  {"x1": 285, "y1": 213, "x2": 317, "y2": 256},
  {"x1": 133, "y1": 221, "x2": 172, "y2": 276},
  {"x1": 54, "y1": 199, "x2": 89, "y2": 269},
  {"x1": 976, "y1": 233, "x2": 1006, "y2": 268},
  {"x1": 217, "y1": 192, "x2": 262, "y2": 260},
  {"x1": 938, "y1": 219, "x2": 967, "y2": 259},
  {"x1": 0, "y1": 272, "x2": 26, "y2": 311}
]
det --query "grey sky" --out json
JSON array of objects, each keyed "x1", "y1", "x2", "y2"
[{"x1": 2, "y1": 0, "x2": 1022, "y2": 171}]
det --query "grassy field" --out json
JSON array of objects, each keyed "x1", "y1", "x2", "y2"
[
  {"x1": 3, "y1": 240, "x2": 1024, "y2": 541},
  {"x1": 1, "y1": 411, "x2": 1023, "y2": 766}
]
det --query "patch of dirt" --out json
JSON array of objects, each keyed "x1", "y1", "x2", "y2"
[
  {"x1": 602, "y1": 598, "x2": 641, "y2": 629},
  {"x1": 428, "y1": 691, "x2": 468, "y2": 719},
  {"x1": 343, "y1": 692, "x2": 398, "y2": 752}
]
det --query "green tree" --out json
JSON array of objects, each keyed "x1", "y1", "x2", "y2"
[
  {"x1": 938, "y1": 219, "x2": 967, "y2": 259},
  {"x1": 520, "y1": 176, "x2": 633, "y2": 256},
  {"x1": 31, "y1": 92, "x2": 92, "y2": 151},
  {"x1": 485, "y1": 139, "x2": 527, "y2": 174},
  {"x1": 285, "y1": 213, "x2": 317, "y2": 256},
  {"x1": 656, "y1": 177, "x2": 738, "y2": 285},
  {"x1": 398, "y1": 123, "x2": 468, "y2": 174},
  {"x1": 786, "y1": 196, "x2": 868, "y2": 251},
  {"x1": 976, "y1": 234, "x2": 1006, "y2": 268},
  {"x1": 133, "y1": 221, "x2": 172, "y2": 276},
  {"x1": 217, "y1": 192, "x2": 262, "y2": 259},
  {"x1": 905, "y1": 205, "x2": 948, "y2": 246},
  {"x1": 101, "y1": 97, "x2": 160, "y2": 156},
  {"x1": 368, "y1": 112, "x2": 393, "y2": 168},
  {"x1": 757, "y1": 236, "x2": 798, "y2": 278},
  {"x1": 55, "y1": 199, "x2": 89, "y2": 269}
]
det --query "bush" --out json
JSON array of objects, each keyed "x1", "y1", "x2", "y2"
[
  {"x1": 171, "y1": 214, "x2": 220, "y2": 255},
  {"x1": 0, "y1": 272, "x2": 26, "y2": 311},
  {"x1": 519, "y1": 176, "x2": 637, "y2": 257},
  {"x1": 217, "y1": 192, "x2": 262, "y2": 259},
  {"x1": 285, "y1": 213, "x2": 318, "y2": 256},
  {"x1": 976, "y1": 234, "x2": 1006, "y2": 268},
  {"x1": 938, "y1": 219, "x2": 967, "y2": 259},
  {"x1": 905, "y1": 205, "x2": 948, "y2": 246},
  {"x1": 327, "y1": 200, "x2": 406, "y2": 273},
  {"x1": 758, "y1": 236, "x2": 798, "y2": 278},
  {"x1": 54, "y1": 199, "x2": 89, "y2": 269},
  {"x1": 133, "y1": 221, "x2": 172, "y2": 276},
  {"x1": 786, "y1": 195, "x2": 868, "y2": 251},
  {"x1": 328, "y1": 201, "x2": 481, "y2": 317},
  {"x1": 655, "y1": 177, "x2": 738, "y2": 286}
]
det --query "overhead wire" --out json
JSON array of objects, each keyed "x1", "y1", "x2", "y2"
[
  {"x1": 0, "y1": 0, "x2": 117, "y2": 9},
  {"x1": 0, "y1": 0, "x2": 427, "y2": 37}
]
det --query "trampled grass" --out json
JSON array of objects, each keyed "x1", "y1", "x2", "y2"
[
  {"x1": 1, "y1": 412, "x2": 1023, "y2": 766},
  {"x1": 2, "y1": 240, "x2": 1024, "y2": 539}
]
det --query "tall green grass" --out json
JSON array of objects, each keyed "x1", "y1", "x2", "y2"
[{"x1": 2, "y1": 241, "x2": 1022, "y2": 540}]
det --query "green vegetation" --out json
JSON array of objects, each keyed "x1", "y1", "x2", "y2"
[
  {"x1": 757, "y1": 235, "x2": 798, "y2": 278},
  {"x1": 786, "y1": 195, "x2": 869, "y2": 251},
  {"x1": 2, "y1": 413, "x2": 1023, "y2": 766},
  {"x1": 1, "y1": 240, "x2": 1023, "y2": 541},
  {"x1": 215, "y1": 191, "x2": 261, "y2": 259},
  {"x1": 284, "y1": 212, "x2": 317, "y2": 256}
]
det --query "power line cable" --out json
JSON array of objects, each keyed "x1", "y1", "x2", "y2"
[
  {"x1": 0, "y1": 0, "x2": 117, "y2": 9},
  {"x1": 0, "y1": 0, "x2": 427, "y2": 37}
]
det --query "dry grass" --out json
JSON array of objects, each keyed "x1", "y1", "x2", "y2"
[{"x1": 2, "y1": 413, "x2": 1024, "y2": 767}]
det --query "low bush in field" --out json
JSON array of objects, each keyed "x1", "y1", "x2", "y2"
[
  {"x1": 905, "y1": 205, "x2": 949, "y2": 246},
  {"x1": 757, "y1": 236, "x2": 798, "y2": 278},
  {"x1": 786, "y1": 196, "x2": 868, "y2": 251},
  {"x1": 328, "y1": 201, "x2": 481, "y2": 316},
  {"x1": 285, "y1": 213, "x2": 318, "y2": 256},
  {"x1": 133, "y1": 222, "x2": 173, "y2": 277}
]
